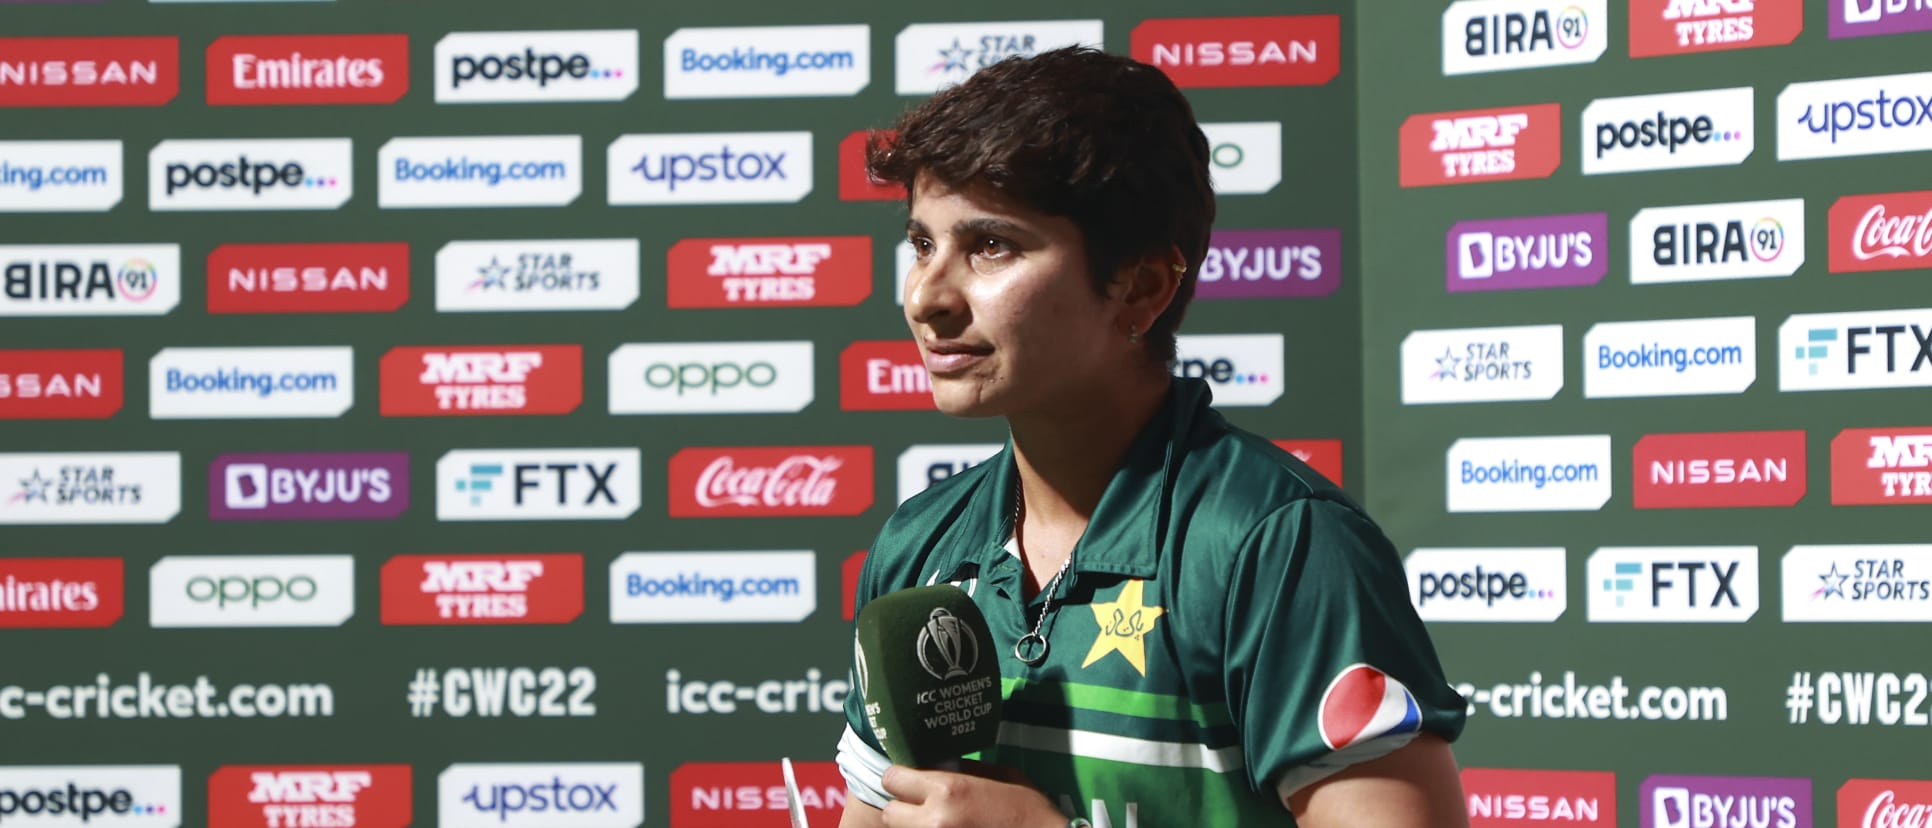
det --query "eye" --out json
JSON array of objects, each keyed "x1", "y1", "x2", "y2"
[
  {"x1": 909, "y1": 236, "x2": 934, "y2": 258},
  {"x1": 974, "y1": 237, "x2": 1014, "y2": 258}
]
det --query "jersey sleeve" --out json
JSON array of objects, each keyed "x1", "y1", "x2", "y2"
[
  {"x1": 1219, "y1": 496, "x2": 1468, "y2": 801},
  {"x1": 838, "y1": 543, "x2": 894, "y2": 809}
]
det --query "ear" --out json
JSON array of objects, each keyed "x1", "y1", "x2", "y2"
[{"x1": 1113, "y1": 245, "x2": 1186, "y2": 333}]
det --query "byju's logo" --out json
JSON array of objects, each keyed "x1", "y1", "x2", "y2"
[
  {"x1": 436, "y1": 448, "x2": 641, "y2": 522},
  {"x1": 607, "y1": 132, "x2": 812, "y2": 205},
  {"x1": 149, "y1": 346, "x2": 354, "y2": 419},
  {"x1": 1441, "y1": 0, "x2": 1606, "y2": 76},
  {"x1": 148, "y1": 138, "x2": 352, "y2": 211},
  {"x1": 893, "y1": 20, "x2": 1103, "y2": 95},
  {"x1": 666, "y1": 235, "x2": 872, "y2": 307},
  {"x1": 438, "y1": 763, "x2": 644, "y2": 828},
  {"x1": 0, "y1": 765, "x2": 181, "y2": 827},
  {"x1": 1630, "y1": 198, "x2": 1806, "y2": 284},
  {"x1": 208, "y1": 765, "x2": 411, "y2": 828},
  {"x1": 1195, "y1": 228, "x2": 1342, "y2": 299},
  {"x1": 664, "y1": 25, "x2": 870, "y2": 100},
  {"x1": 1629, "y1": 0, "x2": 1805, "y2": 58},
  {"x1": 1639, "y1": 774, "x2": 1810, "y2": 828},
  {"x1": 610, "y1": 551, "x2": 814, "y2": 624},
  {"x1": 1779, "y1": 70, "x2": 1932, "y2": 161},
  {"x1": 1831, "y1": 426, "x2": 1932, "y2": 505},
  {"x1": 207, "y1": 242, "x2": 409, "y2": 315},
  {"x1": 1131, "y1": 15, "x2": 1342, "y2": 88},
  {"x1": 1446, "y1": 213, "x2": 1606, "y2": 292},
  {"x1": 896, "y1": 443, "x2": 1002, "y2": 505},
  {"x1": 608, "y1": 341, "x2": 814, "y2": 415},
  {"x1": 379, "y1": 345, "x2": 583, "y2": 416},
  {"x1": 209, "y1": 452, "x2": 407, "y2": 521},
  {"x1": 1447, "y1": 435, "x2": 1612, "y2": 513},
  {"x1": 840, "y1": 340, "x2": 931, "y2": 411},
  {"x1": 0, "y1": 557, "x2": 124, "y2": 628},
  {"x1": 0, "y1": 140, "x2": 125, "y2": 213},
  {"x1": 205, "y1": 34, "x2": 410, "y2": 106},
  {"x1": 1633, "y1": 430, "x2": 1808, "y2": 509},
  {"x1": 1783, "y1": 544, "x2": 1932, "y2": 622},
  {"x1": 1586, "y1": 546, "x2": 1760, "y2": 623},
  {"x1": 148, "y1": 555, "x2": 354, "y2": 628},
  {"x1": 0, "y1": 36, "x2": 180, "y2": 107},
  {"x1": 1582, "y1": 316, "x2": 1756, "y2": 399},
  {"x1": 1400, "y1": 103, "x2": 1563, "y2": 187},
  {"x1": 434, "y1": 30, "x2": 637, "y2": 104},
  {"x1": 1199, "y1": 122, "x2": 1282, "y2": 195},
  {"x1": 1777, "y1": 307, "x2": 1932, "y2": 391},
  {"x1": 1832, "y1": 0, "x2": 1932, "y2": 39},
  {"x1": 381, "y1": 553, "x2": 584, "y2": 625},
  {"x1": 1828, "y1": 190, "x2": 1932, "y2": 274},
  {"x1": 0, "y1": 348, "x2": 124, "y2": 420},
  {"x1": 378, "y1": 136, "x2": 581, "y2": 209},
  {"x1": 1172, "y1": 334, "x2": 1285, "y2": 407},
  {"x1": 1583, "y1": 86, "x2": 1755, "y2": 175},
  {"x1": 0, "y1": 244, "x2": 180, "y2": 317},
  {"x1": 1405, "y1": 547, "x2": 1567, "y2": 622},
  {"x1": 1400, "y1": 324, "x2": 1564, "y2": 405},
  {"x1": 435, "y1": 238, "x2": 639, "y2": 313},
  {"x1": 0, "y1": 452, "x2": 181, "y2": 525}
]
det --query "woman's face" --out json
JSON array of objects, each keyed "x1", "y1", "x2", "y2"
[{"x1": 902, "y1": 174, "x2": 1126, "y2": 419}]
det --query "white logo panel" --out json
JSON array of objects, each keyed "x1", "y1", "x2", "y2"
[
  {"x1": 148, "y1": 347, "x2": 354, "y2": 419},
  {"x1": 435, "y1": 30, "x2": 639, "y2": 104},
  {"x1": 0, "y1": 766, "x2": 181, "y2": 827},
  {"x1": 1172, "y1": 334, "x2": 1285, "y2": 407},
  {"x1": 1400, "y1": 324, "x2": 1564, "y2": 404},
  {"x1": 1582, "y1": 87, "x2": 1755, "y2": 175},
  {"x1": 0, "y1": 140, "x2": 124, "y2": 213},
  {"x1": 1778, "y1": 307, "x2": 1932, "y2": 392},
  {"x1": 437, "y1": 763, "x2": 645, "y2": 828},
  {"x1": 1440, "y1": 0, "x2": 1608, "y2": 76},
  {"x1": 149, "y1": 555, "x2": 355, "y2": 628},
  {"x1": 1629, "y1": 199, "x2": 1806, "y2": 284},
  {"x1": 378, "y1": 135, "x2": 582, "y2": 209},
  {"x1": 897, "y1": 443, "x2": 1003, "y2": 505},
  {"x1": 436, "y1": 448, "x2": 641, "y2": 521},
  {"x1": 1200, "y1": 122, "x2": 1283, "y2": 195},
  {"x1": 0, "y1": 244, "x2": 181, "y2": 317},
  {"x1": 1782, "y1": 544, "x2": 1932, "y2": 622},
  {"x1": 1778, "y1": 71, "x2": 1932, "y2": 161},
  {"x1": 0, "y1": 452, "x2": 180, "y2": 525},
  {"x1": 435, "y1": 238, "x2": 638, "y2": 313},
  {"x1": 1406, "y1": 547, "x2": 1568, "y2": 622},
  {"x1": 609, "y1": 551, "x2": 816, "y2": 623},
  {"x1": 664, "y1": 25, "x2": 870, "y2": 99},
  {"x1": 606, "y1": 132, "x2": 812, "y2": 205},
  {"x1": 148, "y1": 139, "x2": 352, "y2": 211},
  {"x1": 1586, "y1": 546, "x2": 1761, "y2": 623},
  {"x1": 1447, "y1": 434, "x2": 1612, "y2": 513},
  {"x1": 608, "y1": 341, "x2": 813, "y2": 415},
  {"x1": 1582, "y1": 316, "x2": 1757, "y2": 398},
  {"x1": 893, "y1": 20, "x2": 1103, "y2": 95}
]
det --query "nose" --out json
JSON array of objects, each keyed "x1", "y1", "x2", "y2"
[{"x1": 905, "y1": 245, "x2": 968, "y2": 331}]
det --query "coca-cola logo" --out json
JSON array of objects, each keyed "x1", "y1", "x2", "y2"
[
  {"x1": 1841, "y1": 779, "x2": 1932, "y2": 828},
  {"x1": 1865, "y1": 789, "x2": 1932, "y2": 828},
  {"x1": 1855, "y1": 204, "x2": 1932, "y2": 260},
  {"x1": 1831, "y1": 191, "x2": 1932, "y2": 274},
  {"x1": 669, "y1": 446, "x2": 874, "y2": 518}
]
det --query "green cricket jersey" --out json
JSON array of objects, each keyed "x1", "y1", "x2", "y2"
[{"x1": 837, "y1": 376, "x2": 1467, "y2": 827}]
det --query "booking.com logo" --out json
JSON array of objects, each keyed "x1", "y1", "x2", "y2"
[
  {"x1": 1459, "y1": 459, "x2": 1601, "y2": 489},
  {"x1": 165, "y1": 368, "x2": 339, "y2": 398},
  {"x1": 624, "y1": 572, "x2": 800, "y2": 602},
  {"x1": 1596, "y1": 343, "x2": 1744, "y2": 374},
  {"x1": 677, "y1": 47, "x2": 856, "y2": 76},
  {"x1": 392, "y1": 156, "x2": 568, "y2": 187}
]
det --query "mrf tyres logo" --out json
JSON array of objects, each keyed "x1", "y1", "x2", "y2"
[
  {"x1": 1, "y1": 244, "x2": 180, "y2": 317},
  {"x1": 382, "y1": 553, "x2": 584, "y2": 625},
  {"x1": 607, "y1": 132, "x2": 811, "y2": 205},
  {"x1": 1446, "y1": 212, "x2": 1606, "y2": 292},
  {"x1": 1405, "y1": 547, "x2": 1567, "y2": 623},
  {"x1": 1777, "y1": 307, "x2": 1932, "y2": 392},
  {"x1": 207, "y1": 765, "x2": 411, "y2": 828},
  {"x1": 608, "y1": 341, "x2": 815, "y2": 415},
  {"x1": 438, "y1": 763, "x2": 644, "y2": 828},
  {"x1": 1400, "y1": 103, "x2": 1562, "y2": 187},
  {"x1": 1399, "y1": 324, "x2": 1565, "y2": 405},
  {"x1": 380, "y1": 345, "x2": 583, "y2": 416},
  {"x1": 0, "y1": 765, "x2": 182, "y2": 827},
  {"x1": 1447, "y1": 434, "x2": 1611, "y2": 513},
  {"x1": 1628, "y1": 0, "x2": 1805, "y2": 58},
  {"x1": 148, "y1": 138, "x2": 352, "y2": 211},
  {"x1": 667, "y1": 236, "x2": 872, "y2": 308},
  {"x1": 1832, "y1": 426, "x2": 1932, "y2": 505},
  {"x1": 1586, "y1": 546, "x2": 1761, "y2": 623},
  {"x1": 1583, "y1": 86, "x2": 1755, "y2": 175},
  {"x1": 1582, "y1": 316, "x2": 1756, "y2": 399},
  {"x1": 1782, "y1": 544, "x2": 1932, "y2": 622},
  {"x1": 1440, "y1": 0, "x2": 1607, "y2": 76},
  {"x1": 1172, "y1": 334, "x2": 1284, "y2": 407},
  {"x1": 1829, "y1": 190, "x2": 1932, "y2": 274},
  {"x1": 1631, "y1": 198, "x2": 1806, "y2": 284},
  {"x1": 436, "y1": 448, "x2": 641, "y2": 522},
  {"x1": 1779, "y1": 70, "x2": 1932, "y2": 161},
  {"x1": 1130, "y1": 15, "x2": 1341, "y2": 88},
  {"x1": 435, "y1": 30, "x2": 637, "y2": 104}
]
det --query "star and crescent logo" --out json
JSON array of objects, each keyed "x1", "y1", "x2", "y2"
[{"x1": 1082, "y1": 579, "x2": 1165, "y2": 676}]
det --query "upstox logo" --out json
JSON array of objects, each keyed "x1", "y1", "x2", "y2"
[
  {"x1": 606, "y1": 132, "x2": 811, "y2": 205},
  {"x1": 1582, "y1": 316, "x2": 1756, "y2": 399},
  {"x1": 148, "y1": 138, "x2": 351, "y2": 211},
  {"x1": 377, "y1": 136, "x2": 581, "y2": 209},
  {"x1": 1441, "y1": 0, "x2": 1607, "y2": 76},
  {"x1": 1629, "y1": 198, "x2": 1806, "y2": 284},
  {"x1": 1778, "y1": 307, "x2": 1932, "y2": 391},
  {"x1": 1199, "y1": 122, "x2": 1282, "y2": 195},
  {"x1": 434, "y1": 30, "x2": 638, "y2": 104},
  {"x1": 1778, "y1": 70, "x2": 1932, "y2": 161},
  {"x1": 1446, "y1": 434, "x2": 1612, "y2": 513},
  {"x1": 1582, "y1": 86, "x2": 1755, "y2": 175},
  {"x1": 1172, "y1": 334, "x2": 1284, "y2": 406}
]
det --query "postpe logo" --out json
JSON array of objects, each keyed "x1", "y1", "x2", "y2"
[
  {"x1": 1778, "y1": 70, "x2": 1932, "y2": 161},
  {"x1": 1828, "y1": 190, "x2": 1932, "y2": 274},
  {"x1": 1463, "y1": 768, "x2": 1617, "y2": 826},
  {"x1": 435, "y1": 448, "x2": 641, "y2": 522},
  {"x1": 0, "y1": 556, "x2": 124, "y2": 628},
  {"x1": 1582, "y1": 86, "x2": 1755, "y2": 175},
  {"x1": 1199, "y1": 122, "x2": 1282, "y2": 195},
  {"x1": 666, "y1": 235, "x2": 871, "y2": 307},
  {"x1": 610, "y1": 551, "x2": 815, "y2": 624},
  {"x1": 1582, "y1": 316, "x2": 1756, "y2": 399},
  {"x1": 0, "y1": 140, "x2": 126, "y2": 213},
  {"x1": 1831, "y1": 0, "x2": 1932, "y2": 39},
  {"x1": 1400, "y1": 324, "x2": 1564, "y2": 405},
  {"x1": 1782, "y1": 544, "x2": 1932, "y2": 622},
  {"x1": 210, "y1": 452, "x2": 408, "y2": 521},
  {"x1": 148, "y1": 555, "x2": 354, "y2": 628},
  {"x1": 0, "y1": 348, "x2": 124, "y2": 420},
  {"x1": 896, "y1": 443, "x2": 1002, "y2": 505},
  {"x1": 435, "y1": 30, "x2": 637, "y2": 104},
  {"x1": 1632, "y1": 430, "x2": 1807, "y2": 509},
  {"x1": 893, "y1": 20, "x2": 1103, "y2": 95},
  {"x1": 205, "y1": 34, "x2": 409, "y2": 105},
  {"x1": 149, "y1": 346, "x2": 355, "y2": 419},
  {"x1": 435, "y1": 238, "x2": 639, "y2": 313},
  {"x1": 1629, "y1": 0, "x2": 1804, "y2": 58},
  {"x1": 1195, "y1": 228, "x2": 1341, "y2": 299},
  {"x1": 0, "y1": 244, "x2": 179, "y2": 317},
  {"x1": 1131, "y1": 15, "x2": 1342, "y2": 88},
  {"x1": 1446, "y1": 435, "x2": 1612, "y2": 513},
  {"x1": 0, "y1": 452, "x2": 181, "y2": 525},
  {"x1": 0, "y1": 765, "x2": 182, "y2": 827},
  {"x1": 664, "y1": 24, "x2": 870, "y2": 100},
  {"x1": 1405, "y1": 547, "x2": 1567, "y2": 623},
  {"x1": 438, "y1": 763, "x2": 644, "y2": 828},
  {"x1": 207, "y1": 242, "x2": 409, "y2": 314},
  {"x1": 0, "y1": 36, "x2": 180, "y2": 107},
  {"x1": 1447, "y1": 213, "x2": 1605, "y2": 292},
  {"x1": 607, "y1": 341, "x2": 814, "y2": 415},
  {"x1": 379, "y1": 345, "x2": 583, "y2": 417},
  {"x1": 1400, "y1": 103, "x2": 1563, "y2": 187},
  {"x1": 1172, "y1": 334, "x2": 1285, "y2": 407},
  {"x1": 1639, "y1": 774, "x2": 1811, "y2": 828},
  {"x1": 1441, "y1": 0, "x2": 1607, "y2": 76},
  {"x1": 207, "y1": 765, "x2": 411, "y2": 828},
  {"x1": 382, "y1": 553, "x2": 584, "y2": 626},
  {"x1": 148, "y1": 138, "x2": 352, "y2": 211},
  {"x1": 1831, "y1": 426, "x2": 1932, "y2": 505},
  {"x1": 1777, "y1": 307, "x2": 1932, "y2": 392},
  {"x1": 1630, "y1": 198, "x2": 1806, "y2": 284},
  {"x1": 607, "y1": 132, "x2": 812, "y2": 205}
]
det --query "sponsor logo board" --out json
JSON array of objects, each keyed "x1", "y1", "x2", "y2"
[
  {"x1": 1582, "y1": 316, "x2": 1756, "y2": 398},
  {"x1": 149, "y1": 346, "x2": 354, "y2": 419},
  {"x1": 1586, "y1": 546, "x2": 1760, "y2": 623},
  {"x1": 1837, "y1": 779, "x2": 1932, "y2": 828},
  {"x1": 1831, "y1": 0, "x2": 1932, "y2": 39},
  {"x1": 608, "y1": 341, "x2": 813, "y2": 415},
  {"x1": 896, "y1": 443, "x2": 1002, "y2": 505},
  {"x1": 205, "y1": 34, "x2": 409, "y2": 105},
  {"x1": 0, "y1": 37, "x2": 180, "y2": 107},
  {"x1": 664, "y1": 25, "x2": 869, "y2": 99},
  {"x1": 436, "y1": 239, "x2": 638, "y2": 313},
  {"x1": 1400, "y1": 324, "x2": 1564, "y2": 405},
  {"x1": 1446, "y1": 213, "x2": 1606, "y2": 293},
  {"x1": 0, "y1": 452, "x2": 180, "y2": 525},
  {"x1": 1582, "y1": 86, "x2": 1755, "y2": 175},
  {"x1": 0, "y1": 557, "x2": 124, "y2": 628},
  {"x1": 609, "y1": 551, "x2": 815, "y2": 623},
  {"x1": 666, "y1": 236, "x2": 870, "y2": 308},
  {"x1": 207, "y1": 242, "x2": 408, "y2": 314},
  {"x1": 434, "y1": 30, "x2": 638, "y2": 104},
  {"x1": 1272, "y1": 439, "x2": 1344, "y2": 486},
  {"x1": 668, "y1": 446, "x2": 873, "y2": 518},
  {"x1": 1632, "y1": 431, "x2": 1807, "y2": 509},
  {"x1": 0, "y1": 140, "x2": 124, "y2": 212},
  {"x1": 437, "y1": 448, "x2": 641, "y2": 522},
  {"x1": 148, "y1": 138, "x2": 352, "y2": 211},
  {"x1": 1196, "y1": 228, "x2": 1341, "y2": 299},
  {"x1": 379, "y1": 345, "x2": 583, "y2": 417},
  {"x1": 1637, "y1": 774, "x2": 1810, "y2": 828},
  {"x1": 670, "y1": 762, "x2": 843, "y2": 827},
  {"x1": 1833, "y1": 426, "x2": 1932, "y2": 504},
  {"x1": 208, "y1": 452, "x2": 408, "y2": 521},
  {"x1": 893, "y1": 20, "x2": 1103, "y2": 95},
  {"x1": 1172, "y1": 334, "x2": 1285, "y2": 407},
  {"x1": 1463, "y1": 768, "x2": 1617, "y2": 826},
  {"x1": 1782, "y1": 544, "x2": 1932, "y2": 622},
  {"x1": 837, "y1": 129, "x2": 903, "y2": 202},
  {"x1": 207, "y1": 765, "x2": 411, "y2": 828},
  {"x1": 0, "y1": 244, "x2": 178, "y2": 317},
  {"x1": 1628, "y1": 0, "x2": 1804, "y2": 58},
  {"x1": 1447, "y1": 435, "x2": 1612, "y2": 513},
  {"x1": 381, "y1": 553, "x2": 583, "y2": 625},
  {"x1": 1778, "y1": 307, "x2": 1932, "y2": 392},
  {"x1": 1200, "y1": 122, "x2": 1282, "y2": 195},
  {"x1": 1441, "y1": 0, "x2": 1607, "y2": 75},
  {"x1": 437, "y1": 763, "x2": 644, "y2": 828},
  {"x1": 0, "y1": 349, "x2": 124, "y2": 420},
  {"x1": 377, "y1": 135, "x2": 581, "y2": 209},
  {"x1": 149, "y1": 555, "x2": 354, "y2": 628},
  {"x1": 0, "y1": 766, "x2": 181, "y2": 827},
  {"x1": 1630, "y1": 198, "x2": 1805, "y2": 284},
  {"x1": 608, "y1": 132, "x2": 812, "y2": 205},
  {"x1": 1131, "y1": 15, "x2": 1342, "y2": 88},
  {"x1": 1400, "y1": 103, "x2": 1563, "y2": 187},
  {"x1": 840, "y1": 340, "x2": 931, "y2": 411},
  {"x1": 1779, "y1": 70, "x2": 1932, "y2": 161},
  {"x1": 1406, "y1": 547, "x2": 1567, "y2": 622},
  {"x1": 1829, "y1": 190, "x2": 1932, "y2": 274}
]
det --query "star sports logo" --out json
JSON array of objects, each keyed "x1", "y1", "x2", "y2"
[{"x1": 892, "y1": 20, "x2": 1103, "y2": 95}]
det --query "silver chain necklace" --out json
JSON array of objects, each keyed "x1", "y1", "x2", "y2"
[{"x1": 1012, "y1": 482, "x2": 1072, "y2": 666}]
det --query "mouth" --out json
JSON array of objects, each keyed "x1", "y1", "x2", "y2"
[{"x1": 921, "y1": 339, "x2": 992, "y2": 375}]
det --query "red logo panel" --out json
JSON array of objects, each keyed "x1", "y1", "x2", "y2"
[
  {"x1": 0, "y1": 557, "x2": 123, "y2": 629},
  {"x1": 839, "y1": 130, "x2": 904, "y2": 202},
  {"x1": 1839, "y1": 779, "x2": 1932, "y2": 828},
  {"x1": 208, "y1": 765, "x2": 412, "y2": 828},
  {"x1": 380, "y1": 553, "x2": 584, "y2": 626},
  {"x1": 840, "y1": 340, "x2": 933, "y2": 411},
  {"x1": 379, "y1": 345, "x2": 582, "y2": 417},
  {"x1": 1833, "y1": 427, "x2": 1932, "y2": 505},
  {"x1": 205, "y1": 34, "x2": 409, "y2": 106},
  {"x1": 670, "y1": 761, "x2": 846, "y2": 828},
  {"x1": 1130, "y1": 16, "x2": 1341, "y2": 88},
  {"x1": 667, "y1": 236, "x2": 871, "y2": 308},
  {"x1": 1273, "y1": 439, "x2": 1343, "y2": 487},
  {"x1": 0, "y1": 349, "x2": 123, "y2": 420},
  {"x1": 0, "y1": 37, "x2": 180, "y2": 107},
  {"x1": 1399, "y1": 103, "x2": 1561, "y2": 188},
  {"x1": 207, "y1": 243, "x2": 410, "y2": 314},
  {"x1": 1830, "y1": 191, "x2": 1932, "y2": 274},
  {"x1": 1628, "y1": 0, "x2": 1803, "y2": 58},
  {"x1": 842, "y1": 550, "x2": 866, "y2": 621},
  {"x1": 1632, "y1": 430, "x2": 1808, "y2": 509},
  {"x1": 669, "y1": 446, "x2": 874, "y2": 518},
  {"x1": 1462, "y1": 768, "x2": 1616, "y2": 826}
]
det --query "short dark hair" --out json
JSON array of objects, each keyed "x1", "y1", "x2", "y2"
[{"x1": 866, "y1": 46, "x2": 1216, "y2": 365}]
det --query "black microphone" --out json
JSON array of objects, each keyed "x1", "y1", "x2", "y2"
[{"x1": 852, "y1": 584, "x2": 1004, "y2": 768}]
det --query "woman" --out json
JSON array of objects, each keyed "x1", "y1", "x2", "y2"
[{"x1": 835, "y1": 46, "x2": 1470, "y2": 827}]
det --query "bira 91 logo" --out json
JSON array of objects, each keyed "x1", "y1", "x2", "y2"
[
  {"x1": 208, "y1": 765, "x2": 412, "y2": 828},
  {"x1": 1631, "y1": 198, "x2": 1806, "y2": 284},
  {"x1": 1629, "y1": 0, "x2": 1804, "y2": 58},
  {"x1": 1130, "y1": 15, "x2": 1341, "y2": 88},
  {"x1": 840, "y1": 340, "x2": 932, "y2": 411},
  {"x1": 1272, "y1": 439, "x2": 1344, "y2": 486},
  {"x1": 1441, "y1": 0, "x2": 1608, "y2": 76},
  {"x1": 666, "y1": 236, "x2": 871, "y2": 308},
  {"x1": 669, "y1": 446, "x2": 873, "y2": 518},
  {"x1": 210, "y1": 452, "x2": 409, "y2": 522},
  {"x1": 671, "y1": 761, "x2": 845, "y2": 828},
  {"x1": 1583, "y1": 87, "x2": 1755, "y2": 175},
  {"x1": 380, "y1": 345, "x2": 583, "y2": 416},
  {"x1": 0, "y1": 556, "x2": 124, "y2": 628},
  {"x1": 205, "y1": 34, "x2": 409, "y2": 105},
  {"x1": 1464, "y1": 768, "x2": 1617, "y2": 826},
  {"x1": 1832, "y1": 426, "x2": 1932, "y2": 505},
  {"x1": 207, "y1": 242, "x2": 409, "y2": 314},
  {"x1": 896, "y1": 443, "x2": 1002, "y2": 505},
  {"x1": 1400, "y1": 103, "x2": 1562, "y2": 187},
  {"x1": 1832, "y1": 0, "x2": 1932, "y2": 39},
  {"x1": 381, "y1": 553, "x2": 584, "y2": 625},
  {"x1": 1829, "y1": 190, "x2": 1932, "y2": 274},
  {"x1": 1195, "y1": 228, "x2": 1342, "y2": 299},
  {"x1": 0, "y1": 36, "x2": 180, "y2": 107},
  {"x1": 1632, "y1": 430, "x2": 1808, "y2": 509},
  {"x1": 0, "y1": 348, "x2": 123, "y2": 420},
  {"x1": 1446, "y1": 213, "x2": 1606, "y2": 293},
  {"x1": 1838, "y1": 779, "x2": 1932, "y2": 828},
  {"x1": 1, "y1": 243, "x2": 182, "y2": 317},
  {"x1": 1639, "y1": 774, "x2": 1811, "y2": 828}
]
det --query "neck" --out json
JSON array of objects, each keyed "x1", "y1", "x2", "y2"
[{"x1": 1008, "y1": 365, "x2": 1172, "y2": 530}]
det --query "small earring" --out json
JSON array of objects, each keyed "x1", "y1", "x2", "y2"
[
  {"x1": 1171, "y1": 263, "x2": 1188, "y2": 273},
  {"x1": 1127, "y1": 325, "x2": 1141, "y2": 344}
]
